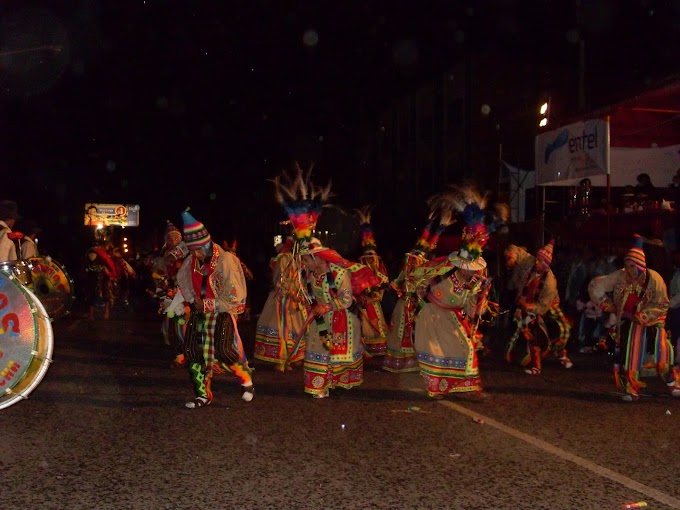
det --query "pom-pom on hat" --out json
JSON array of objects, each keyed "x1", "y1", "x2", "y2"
[
  {"x1": 536, "y1": 239, "x2": 555, "y2": 266},
  {"x1": 624, "y1": 234, "x2": 646, "y2": 272},
  {"x1": 181, "y1": 208, "x2": 212, "y2": 251}
]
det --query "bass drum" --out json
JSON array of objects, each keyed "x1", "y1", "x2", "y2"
[
  {"x1": 0, "y1": 270, "x2": 54, "y2": 409},
  {"x1": 26, "y1": 256, "x2": 76, "y2": 320},
  {"x1": 0, "y1": 259, "x2": 33, "y2": 287}
]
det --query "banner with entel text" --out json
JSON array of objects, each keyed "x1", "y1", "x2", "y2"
[{"x1": 535, "y1": 118, "x2": 610, "y2": 186}]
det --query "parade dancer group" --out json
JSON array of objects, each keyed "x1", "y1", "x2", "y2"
[{"x1": 143, "y1": 164, "x2": 680, "y2": 408}]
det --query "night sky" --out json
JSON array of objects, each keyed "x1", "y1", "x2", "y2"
[{"x1": 2, "y1": 0, "x2": 680, "y2": 272}]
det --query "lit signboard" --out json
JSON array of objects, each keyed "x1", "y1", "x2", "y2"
[{"x1": 84, "y1": 203, "x2": 140, "y2": 227}]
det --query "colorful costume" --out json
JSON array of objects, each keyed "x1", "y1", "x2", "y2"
[
  {"x1": 222, "y1": 240, "x2": 255, "y2": 320},
  {"x1": 383, "y1": 223, "x2": 435, "y2": 373},
  {"x1": 355, "y1": 207, "x2": 389, "y2": 358},
  {"x1": 83, "y1": 229, "x2": 117, "y2": 320},
  {"x1": 410, "y1": 187, "x2": 506, "y2": 397},
  {"x1": 254, "y1": 238, "x2": 308, "y2": 369},
  {"x1": 176, "y1": 210, "x2": 253, "y2": 408},
  {"x1": 509, "y1": 240, "x2": 573, "y2": 375},
  {"x1": 271, "y1": 164, "x2": 381, "y2": 397},
  {"x1": 152, "y1": 221, "x2": 190, "y2": 366},
  {"x1": 588, "y1": 235, "x2": 679, "y2": 400},
  {"x1": 504, "y1": 244, "x2": 535, "y2": 292}
]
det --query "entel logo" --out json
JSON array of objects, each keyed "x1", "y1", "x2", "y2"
[{"x1": 544, "y1": 125, "x2": 599, "y2": 163}]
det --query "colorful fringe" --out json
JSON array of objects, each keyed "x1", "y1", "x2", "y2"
[
  {"x1": 617, "y1": 319, "x2": 673, "y2": 396},
  {"x1": 360, "y1": 301, "x2": 388, "y2": 356},
  {"x1": 417, "y1": 352, "x2": 481, "y2": 396},
  {"x1": 303, "y1": 351, "x2": 364, "y2": 395}
]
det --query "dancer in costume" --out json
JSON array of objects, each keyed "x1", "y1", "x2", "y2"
[
  {"x1": 271, "y1": 164, "x2": 381, "y2": 397},
  {"x1": 409, "y1": 186, "x2": 507, "y2": 398},
  {"x1": 383, "y1": 202, "x2": 449, "y2": 373},
  {"x1": 504, "y1": 244, "x2": 535, "y2": 293},
  {"x1": 354, "y1": 206, "x2": 390, "y2": 359},
  {"x1": 508, "y1": 240, "x2": 573, "y2": 375},
  {"x1": 222, "y1": 240, "x2": 255, "y2": 321},
  {"x1": 588, "y1": 234, "x2": 679, "y2": 401},
  {"x1": 176, "y1": 209, "x2": 254, "y2": 408},
  {"x1": 502, "y1": 244, "x2": 535, "y2": 361},
  {"x1": 253, "y1": 235, "x2": 308, "y2": 369},
  {"x1": 151, "y1": 220, "x2": 190, "y2": 367},
  {"x1": 84, "y1": 228, "x2": 117, "y2": 320}
]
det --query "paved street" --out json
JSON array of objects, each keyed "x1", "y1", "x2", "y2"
[{"x1": 3, "y1": 307, "x2": 680, "y2": 510}]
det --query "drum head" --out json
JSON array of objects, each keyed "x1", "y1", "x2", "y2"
[
  {"x1": 0, "y1": 271, "x2": 54, "y2": 409},
  {"x1": 0, "y1": 260, "x2": 32, "y2": 286},
  {"x1": 26, "y1": 257, "x2": 76, "y2": 320}
]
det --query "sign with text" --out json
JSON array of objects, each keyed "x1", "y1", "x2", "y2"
[
  {"x1": 535, "y1": 118, "x2": 610, "y2": 185},
  {"x1": 84, "y1": 203, "x2": 140, "y2": 227}
]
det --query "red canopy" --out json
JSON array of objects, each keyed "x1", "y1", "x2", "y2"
[
  {"x1": 565, "y1": 78, "x2": 680, "y2": 148},
  {"x1": 608, "y1": 80, "x2": 680, "y2": 148}
]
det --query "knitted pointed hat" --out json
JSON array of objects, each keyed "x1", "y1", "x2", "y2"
[
  {"x1": 164, "y1": 220, "x2": 182, "y2": 243},
  {"x1": 624, "y1": 234, "x2": 646, "y2": 271},
  {"x1": 181, "y1": 208, "x2": 212, "y2": 250},
  {"x1": 536, "y1": 239, "x2": 555, "y2": 266}
]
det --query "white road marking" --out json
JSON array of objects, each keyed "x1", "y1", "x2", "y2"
[{"x1": 437, "y1": 398, "x2": 680, "y2": 509}]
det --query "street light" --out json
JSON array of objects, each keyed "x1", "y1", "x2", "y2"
[{"x1": 538, "y1": 98, "x2": 551, "y2": 128}]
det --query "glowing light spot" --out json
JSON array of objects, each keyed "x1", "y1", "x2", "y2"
[{"x1": 303, "y1": 29, "x2": 319, "y2": 47}]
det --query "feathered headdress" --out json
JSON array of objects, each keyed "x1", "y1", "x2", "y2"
[
  {"x1": 222, "y1": 239, "x2": 238, "y2": 253},
  {"x1": 271, "y1": 161, "x2": 332, "y2": 253},
  {"x1": 430, "y1": 184, "x2": 509, "y2": 270},
  {"x1": 355, "y1": 205, "x2": 378, "y2": 254},
  {"x1": 425, "y1": 194, "x2": 457, "y2": 254}
]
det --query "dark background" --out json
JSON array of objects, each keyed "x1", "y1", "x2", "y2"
[{"x1": 2, "y1": 0, "x2": 680, "y2": 307}]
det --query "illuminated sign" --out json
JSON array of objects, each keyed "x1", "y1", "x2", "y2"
[{"x1": 84, "y1": 203, "x2": 140, "y2": 227}]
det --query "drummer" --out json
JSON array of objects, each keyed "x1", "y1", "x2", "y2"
[
  {"x1": 0, "y1": 199, "x2": 20, "y2": 263},
  {"x1": 19, "y1": 220, "x2": 41, "y2": 259}
]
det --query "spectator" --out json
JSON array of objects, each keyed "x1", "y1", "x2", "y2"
[{"x1": 635, "y1": 172, "x2": 658, "y2": 205}]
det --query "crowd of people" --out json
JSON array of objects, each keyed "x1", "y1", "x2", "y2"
[{"x1": 4, "y1": 166, "x2": 680, "y2": 408}]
